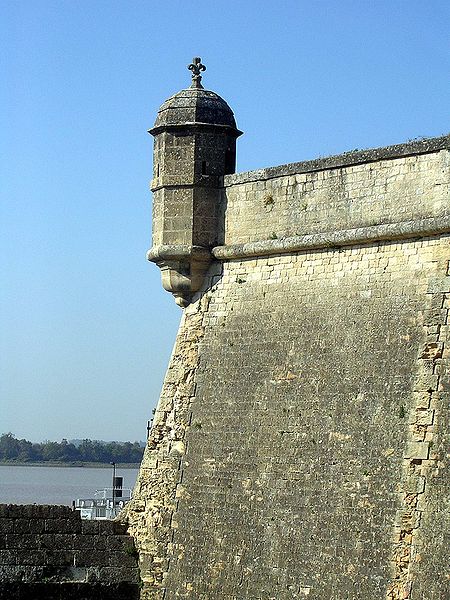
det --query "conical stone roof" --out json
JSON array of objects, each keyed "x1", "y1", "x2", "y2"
[{"x1": 150, "y1": 87, "x2": 240, "y2": 134}]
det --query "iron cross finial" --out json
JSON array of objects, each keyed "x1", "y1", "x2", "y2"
[{"x1": 188, "y1": 57, "x2": 206, "y2": 89}]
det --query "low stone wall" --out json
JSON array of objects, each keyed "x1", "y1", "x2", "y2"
[{"x1": 0, "y1": 504, "x2": 140, "y2": 599}]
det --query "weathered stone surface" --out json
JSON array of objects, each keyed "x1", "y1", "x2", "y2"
[
  {"x1": 126, "y1": 129, "x2": 449, "y2": 599},
  {"x1": 0, "y1": 505, "x2": 140, "y2": 598}
]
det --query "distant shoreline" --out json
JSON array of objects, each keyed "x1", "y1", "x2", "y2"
[{"x1": 0, "y1": 461, "x2": 141, "y2": 469}]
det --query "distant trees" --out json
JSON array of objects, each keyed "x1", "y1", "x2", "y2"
[{"x1": 0, "y1": 433, "x2": 144, "y2": 464}]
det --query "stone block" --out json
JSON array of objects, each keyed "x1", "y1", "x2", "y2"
[
  {"x1": 0, "y1": 519, "x2": 15, "y2": 534},
  {"x1": 13, "y1": 518, "x2": 45, "y2": 534},
  {"x1": 97, "y1": 520, "x2": 117, "y2": 535},
  {"x1": 15, "y1": 549, "x2": 47, "y2": 566},
  {"x1": 109, "y1": 551, "x2": 138, "y2": 568},
  {"x1": 438, "y1": 373, "x2": 450, "y2": 391},
  {"x1": 0, "y1": 550, "x2": 17, "y2": 566},
  {"x1": 73, "y1": 549, "x2": 110, "y2": 568},
  {"x1": 419, "y1": 342, "x2": 443, "y2": 359},
  {"x1": 5, "y1": 534, "x2": 38, "y2": 550},
  {"x1": 427, "y1": 276, "x2": 450, "y2": 294},
  {"x1": 97, "y1": 566, "x2": 141, "y2": 584},
  {"x1": 81, "y1": 520, "x2": 99, "y2": 535},
  {"x1": 403, "y1": 441, "x2": 430, "y2": 460},
  {"x1": 43, "y1": 549, "x2": 73, "y2": 567},
  {"x1": 403, "y1": 475, "x2": 426, "y2": 494},
  {"x1": 105, "y1": 535, "x2": 131, "y2": 551},
  {"x1": 414, "y1": 409, "x2": 435, "y2": 426},
  {"x1": 44, "y1": 518, "x2": 81, "y2": 534}
]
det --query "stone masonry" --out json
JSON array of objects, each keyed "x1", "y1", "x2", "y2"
[
  {"x1": 122, "y1": 73, "x2": 449, "y2": 600},
  {"x1": 0, "y1": 504, "x2": 140, "y2": 599}
]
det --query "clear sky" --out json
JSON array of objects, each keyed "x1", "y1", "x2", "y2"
[{"x1": 1, "y1": 0, "x2": 449, "y2": 443}]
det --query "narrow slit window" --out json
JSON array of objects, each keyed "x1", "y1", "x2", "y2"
[{"x1": 202, "y1": 161, "x2": 207, "y2": 175}]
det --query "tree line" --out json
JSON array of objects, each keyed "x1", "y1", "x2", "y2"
[{"x1": 0, "y1": 433, "x2": 144, "y2": 464}]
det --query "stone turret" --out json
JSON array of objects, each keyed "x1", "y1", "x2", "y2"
[{"x1": 147, "y1": 58, "x2": 242, "y2": 307}]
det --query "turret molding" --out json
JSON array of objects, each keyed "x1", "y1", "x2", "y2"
[{"x1": 147, "y1": 245, "x2": 212, "y2": 308}]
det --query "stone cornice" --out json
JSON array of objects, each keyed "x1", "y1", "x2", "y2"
[{"x1": 213, "y1": 216, "x2": 450, "y2": 261}]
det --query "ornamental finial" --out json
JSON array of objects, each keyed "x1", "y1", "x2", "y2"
[{"x1": 188, "y1": 57, "x2": 206, "y2": 89}]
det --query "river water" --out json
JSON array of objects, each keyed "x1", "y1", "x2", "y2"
[{"x1": 0, "y1": 464, "x2": 139, "y2": 506}]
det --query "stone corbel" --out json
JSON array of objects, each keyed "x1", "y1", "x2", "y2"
[{"x1": 146, "y1": 245, "x2": 212, "y2": 308}]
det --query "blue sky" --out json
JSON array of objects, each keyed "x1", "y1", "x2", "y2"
[{"x1": 1, "y1": 0, "x2": 449, "y2": 442}]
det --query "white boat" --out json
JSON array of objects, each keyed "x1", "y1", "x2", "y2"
[{"x1": 74, "y1": 477, "x2": 132, "y2": 520}]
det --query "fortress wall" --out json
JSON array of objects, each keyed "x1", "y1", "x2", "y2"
[
  {"x1": 128, "y1": 239, "x2": 449, "y2": 600},
  {"x1": 125, "y1": 139, "x2": 449, "y2": 600},
  {"x1": 221, "y1": 141, "x2": 449, "y2": 245}
]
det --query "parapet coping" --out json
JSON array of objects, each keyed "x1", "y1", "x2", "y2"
[
  {"x1": 213, "y1": 216, "x2": 450, "y2": 260},
  {"x1": 223, "y1": 134, "x2": 450, "y2": 186}
]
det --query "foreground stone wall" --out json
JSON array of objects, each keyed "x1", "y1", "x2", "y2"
[
  {"x1": 0, "y1": 504, "x2": 140, "y2": 599},
  {"x1": 124, "y1": 137, "x2": 449, "y2": 599}
]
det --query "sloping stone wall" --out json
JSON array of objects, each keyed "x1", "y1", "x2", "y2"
[
  {"x1": 0, "y1": 504, "x2": 140, "y2": 599},
  {"x1": 125, "y1": 137, "x2": 449, "y2": 599}
]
